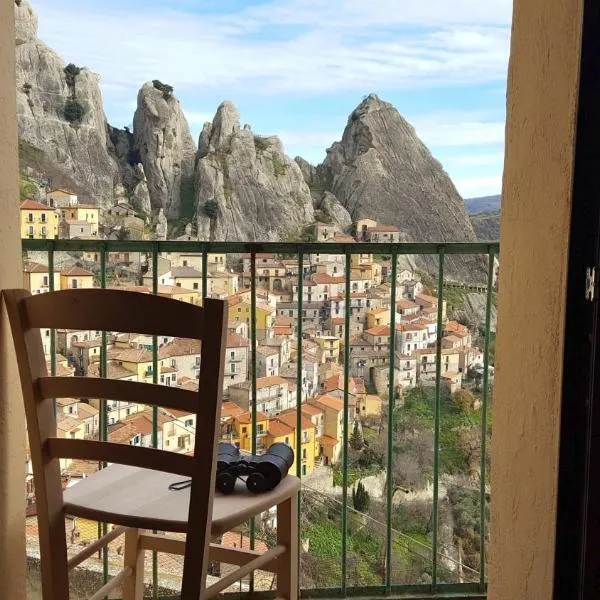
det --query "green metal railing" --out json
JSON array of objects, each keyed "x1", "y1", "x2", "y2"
[{"x1": 23, "y1": 239, "x2": 497, "y2": 600}]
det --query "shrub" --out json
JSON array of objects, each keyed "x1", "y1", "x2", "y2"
[
  {"x1": 352, "y1": 481, "x2": 370, "y2": 513},
  {"x1": 64, "y1": 63, "x2": 81, "y2": 88},
  {"x1": 272, "y1": 154, "x2": 287, "y2": 177},
  {"x1": 350, "y1": 420, "x2": 364, "y2": 450},
  {"x1": 202, "y1": 200, "x2": 219, "y2": 219},
  {"x1": 253, "y1": 136, "x2": 271, "y2": 153},
  {"x1": 63, "y1": 98, "x2": 85, "y2": 123},
  {"x1": 152, "y1": 79, "x2": 174, "y2": 99}
]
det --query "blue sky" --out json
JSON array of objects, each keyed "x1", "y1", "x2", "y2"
[{"x1": 32, "y1": 0, "x2": 512, "y2": 198}]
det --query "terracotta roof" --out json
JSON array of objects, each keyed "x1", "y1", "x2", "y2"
[
  {"x1": 61, "y1": 266, "x2": 93, "y2": 277},
  {"x1": 319, "y1": 434, "x2": 339, "y2": 446},
  {"x1": 268, "y1": 420, "x2": 295, "y2": 438},
  {"x1": 321, "y1": 374, "x2": 365, "y2": 395},
  {"x1": 310, "y1": 394, "x2": 343, "y2": 412},
  {"x1": 23, "y1": 261, "x2": 49, "y2": 273},
  {"x1": 221, "y1": 401, "x2": 244, "y2": 419},
  {"x1": 56, "y1": 415, "x2": 83, "y2": 433},
  {"x1": 88, "y1": 362, "x2": 137, "y2": 379},
  {"x1": 235, "y1": 410, "x2": 269, "y2": 424},
  {"x1": 301, "y1": 404, "x2": 323, "y2": 417},
  {"x1": 64, "y1": 219, "x2": 91, "y2": 226},
  {"x1": 108, "y1": 422, "x2": 140, "y2": 444},
  {"x1": 397, "y1": 299, "x2": 420, "y2": 309},
  {"x1": 114, "y1": 348, "x2": 153, "y2": 363},
  {"x1": 256, "y1": 375, "x2": 287, "y2": 389},
  {"x1": 368, "y1": 308, "x2": 388, "y2": 315},
  {"x1": 159, "y1": 338, "x2": 201, "y2": 358},
  {"x1": 416, "y1": 293, "x2": 437, "y2": 304},
  {"x1": 365, "y1": 325, "x2": 391, "y2": 336},
  {"x1": 312, "y1": 273, "x2": 345, "y2": 285},
  {"x1": 226, "y1": 333, "x2": 249, "y2": 348},
  {"x1": 276, "y1": 410, "x2": 313, "y2": 431},
  {"x1": 21, "y1": 200, "x2": 53, "y2": 210},
  {"x1": 257, "y1": 346, "x2": 278, "y2": 357}
]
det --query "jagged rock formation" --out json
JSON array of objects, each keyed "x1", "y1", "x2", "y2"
[
  {"x1": 470, "y1": 211, "x2": 500, "y2": 241},
  {"x1": 133, "y1": 82, "x2": 196, "y2": 218},
  {"x1": 195, "y1": 101, "x2": 314, "y2": 241},
  {"x1": 15, "y1": 0, "x2": 118, "y2": 206},
  {"x1": 319, "y1": 94, "x2": 483, "y2": 279},
  {"x1": 319, "y1": 192, "x2": 352, "y2": 232}
]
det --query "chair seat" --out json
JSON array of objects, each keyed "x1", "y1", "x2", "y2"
[{"x1": 63, "y1": 464, "x2": 300, "y2": 535}]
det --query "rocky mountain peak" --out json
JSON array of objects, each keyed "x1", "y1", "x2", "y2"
[
  {"x1": 210, "y1": 100, "x2": 241, "y2": 152},
  {"x1": 133, "y1": 81, "x2": 196, "y2": 218},
  {"x1": 320, "y1": 94, "x2": 482, "y2": 279},
  {"x1": 15, "y1": 0, "x2": 38, "y2": 45}
]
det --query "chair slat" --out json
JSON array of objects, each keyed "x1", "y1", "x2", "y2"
[
  {"x1": 38, "y1": 376, "x2": 198, "y2": 414},
  {"x1": 46, "y1": 439, "x2": 194, "y2": 477},
  {"x1": 22, "y1": 289, "x2": 204, "y2": 339}
]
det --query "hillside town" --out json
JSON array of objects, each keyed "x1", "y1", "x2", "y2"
[{"x1": 21, "y1": 190, "x2": 491, "y2": 499}]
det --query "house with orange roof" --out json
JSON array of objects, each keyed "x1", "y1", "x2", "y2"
[
  {"x1": 272, "y1": 411, "x2": 317, "y2": 476},
  {"x1": 309, "y1": 394, "x2": 346, "y2": 465},
  {"x1": 257, "y1": 345, "x2": 279, "y2": 378},
  {"x1": 394, "y1": 322, "x2": 430, "y2": 355},
  {"x1": 20, "y1": 199, "x2": 59, "y2": 239},
  {"x1": 365, "y1": 224, "x2": 401, "y2": 243},
  {"x1": 59, "y1": 266, "x2": 94, "y2": 290},
  {"x1": 22, "y1": 260, "x2": 61, "y2": 295}
]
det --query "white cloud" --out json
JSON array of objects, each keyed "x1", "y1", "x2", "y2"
[
  {"x1": 453, "y1": 175, "x2": 502, "y2": 198},
  {"x1": 411, "y1": 113, "x2": 505, "y2": 147},
  {"x1": 33, "y1": 0, "x2": 510, "y2": 106},
  {"x1": 447, "y1": 152, "x2": 505, "y2": 167},
  {"x1": 184, "y1": 111, "x2": 215, "y2": 125}
]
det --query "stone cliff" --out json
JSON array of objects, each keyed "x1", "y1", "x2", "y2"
[{"x1": 195, "y1": 101, "x2": 314, "y2": 241}]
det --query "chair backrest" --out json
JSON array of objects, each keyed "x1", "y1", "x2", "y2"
[{"x1": 3, "y1": 288, "x2": 228, "y2": 600}]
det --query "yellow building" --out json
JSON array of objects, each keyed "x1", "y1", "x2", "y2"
[
  {"x1": 20, "y1": 200, "x2": 59, "y2": 239},
  {"x1": 316, "y1": 336, "x2": 341, "y2": 364},
  {"x1": 232, "y1": 411, "x2": 270, "y2": 452},
  {"x1": 309, "y1": 394, "x2": 344, "y2": 466},
  {"x1": 22, "y1": 261, "x2": 60, "y2": 294},
  {"x1": 60, "y1": 266, "x2": 94, "y2": 290},
  {"x1": 274, "y1": 411, "x2": 317, "y2": 477},
  {"x1": 351, "y1": 253, "x2": 374, "y2": 268},
  {"x1": 229, "y1": 298, "x2": 275, "y2": 333},
  {"x1": 59, "y1": 204, "x2": 100, "y2": 236}
]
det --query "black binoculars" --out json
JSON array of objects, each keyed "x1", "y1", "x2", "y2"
[{"x1": 216, "y1": 442, "x2": 294, "y2": 495}]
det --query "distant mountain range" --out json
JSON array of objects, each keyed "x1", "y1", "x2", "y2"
[{"x1": 464, "y1": 195, "x2": 501, "y2": 215}]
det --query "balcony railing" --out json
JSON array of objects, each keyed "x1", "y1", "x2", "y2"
[{"x1": 22, "y1": 239, "x2": 497, "y2": 599}]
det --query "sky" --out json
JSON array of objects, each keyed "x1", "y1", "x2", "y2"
[{"x1": 32, "y1": 0, "x2": 512, "y2": 199}]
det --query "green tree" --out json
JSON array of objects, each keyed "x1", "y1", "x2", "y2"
[
  {"x1": 451, "y1": 389, "x2": 476, "y2": 411},
  {"x1": 350, "y1": 420, "x2": 364, "y2": 450},
  {"x1": 63, "y1": 98, "x2": 85, "y2": 123},
  {"x1": 19, "y1": 174, "x2": 37, "y2": 201},
  {"x1": 352, "y1": 481, "x2": 370, "y2": 513}
]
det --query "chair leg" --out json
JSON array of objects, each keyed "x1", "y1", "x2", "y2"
[
  {"x1": 123, "y1": 528, "x2": 144, "y2": 600},
  {"x1": 276, "y1": 494, "x2": 298, "y2": 600}
]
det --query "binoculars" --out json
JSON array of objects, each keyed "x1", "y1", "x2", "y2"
[{"x1": 216, "y1": 442, "x2": 294, "y2": 495}]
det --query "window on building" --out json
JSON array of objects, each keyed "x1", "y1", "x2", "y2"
[
  {"x1": 185, "y1": 419, "x2": 193, "y2": 428},
  {"x1": 28, "y1": 213, "x2": 33, "y2": 222},
  {"x1": 231, "y1": 363, "x2": 236, "y2": 374},
  {"x1": 242, "y1": 427, "x2": 247, "y2": 434},
  {"x1": 285, "y1": 437, "x2": 290, "y2": 445},
  {"x1": 193, "y1": 282, "x2": 199, "y2": 290},
  {"x1": 183, "y1": 260, "x2": 188, "y2": 266},
  {"x1": 71, "y1": 279, "x2": 77, "y2": 288}
]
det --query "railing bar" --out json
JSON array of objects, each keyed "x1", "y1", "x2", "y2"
[
  {"x1": 431, "y1": 248, "x2": 445, "y2": 589},
  {"x1": 479, "y1": 249, "x2": 495, "y2": 589},
  {"x1": 47, "y1": 243, "x2": 56, "y2": 418},
  {"x1": 23, "y1": 239, "x2": 500, "y2": 257},
  {"x1": 341, "y1": 250, "x2": 351, "y2": 594},
  {"x1": 385, "y1": 252, "x2": 398, "y2": 592},
  {"x1": 250, "y1": 251, "x2": 257, "y2": 587},
  {"x1": 296, "y1": 251, "x2": 304, "y2": 573},
  {"x1": 98, "y1": 242, "x2": 109, "y2": 595},
  {"x1": 151, "y1": 241, "x2": 159, "y2": 600},
  {"x1": 202, "y1": 245, "x2": 208, "y2": 300}
]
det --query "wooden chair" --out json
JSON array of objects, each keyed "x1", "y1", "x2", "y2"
[{"x1": 4, "y1": 288, "x2": 300, "y2": 600}]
